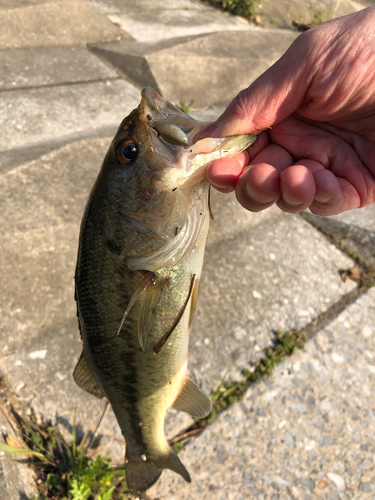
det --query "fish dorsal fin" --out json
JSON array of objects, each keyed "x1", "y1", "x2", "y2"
[
  {"x1": 171, "y1": 376, "x2": 212, "y2": 418},
  {"x1": 73, "y1": 351, "x2": 105, "y2": 399}
]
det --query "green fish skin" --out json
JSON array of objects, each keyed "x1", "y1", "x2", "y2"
[{"x1": 74, "y1": 87, "x2": 257, "y2": 494}]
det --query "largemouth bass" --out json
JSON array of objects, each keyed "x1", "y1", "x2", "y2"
[{"x1": 74, "y1": 87, "x2": 256, "y2": 493}]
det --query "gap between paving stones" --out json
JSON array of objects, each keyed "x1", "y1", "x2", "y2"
[
  {"x1": 168, "y1": 215, "x2": 374, "y2": 448},
  {"x1": 169, "y1": 282, "x2": 366, "y2": 451},
  {"x1": 0, "y1": 271, "x2": 365, "y2": 499},
  {"x1": 0, "y1": 125, "x2": 117, "y2": 174},
  {"x1": 0, "y1": 76, "x2": 120, "y2": 94}
]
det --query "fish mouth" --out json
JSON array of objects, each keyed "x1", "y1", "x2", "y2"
[{"x1": 140, "y1": 87, "x2": 208, "y2": 147}]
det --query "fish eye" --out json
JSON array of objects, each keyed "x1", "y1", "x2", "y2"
[{"x1": 115, "y1": 140, "x2": 138, "y2": 164}]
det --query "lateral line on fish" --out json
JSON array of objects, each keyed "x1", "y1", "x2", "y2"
[
  {"x1": 153, "y1": 274, "x2": 196, "y2": 355},
  {"x1": 116, "y1": 271, "x2": 155, "y2": 338}
]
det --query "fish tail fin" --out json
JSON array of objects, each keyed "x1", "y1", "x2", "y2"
[
  {"x1": 125, "y1": 452, "x2": 163, "y2": 494},
  {"x1": 154, "y1": 448, "x2": 191, "y2": 483},
  {"x1": 125, "y1": 448, "x2": 190, "y2": 494}
]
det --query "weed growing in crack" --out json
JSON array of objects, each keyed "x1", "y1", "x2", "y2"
[
  {"x1": 171, "y1": 329, "x2": 306, "y2": 452},
  {"x1": 202, "y1": 0, "x2": 262, "y2": 23},
  {"x1": 0, "y1": 412, "x2": 126, "y2": 499},
  {"x1": 177, "y1": 100, "x2": 195, "y2": 114}
]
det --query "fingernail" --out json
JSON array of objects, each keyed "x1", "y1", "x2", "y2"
[
  {"x1": 281, "y1": 186, "x2": 303, "y2": 207},
  {"x1": 245, "y1": 182, "x2": 275, "y2": 204},
  {"x1": 314, "y1": 190, "x2": 332, "y2": 203}
]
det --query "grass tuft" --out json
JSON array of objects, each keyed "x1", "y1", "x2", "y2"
[
  {"x1": 291, "y1": 8, "x2": 332, "y2": 31},
  {"x1": 171, "y1": 329, "x2": 306, "y2": 451},
  {"x1": 0, "y1": 411, "x2": 126, "y2": 500},
  {"x1": 177, "y1": 100, "x2": 195, "y2": 114},
  {"x1": 202, "y1": 0, "x2": 261, "y2": 22}
]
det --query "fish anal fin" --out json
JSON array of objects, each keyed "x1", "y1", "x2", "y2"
[
  {"x1": 171, "y1": 376, "x2": 212, "y2": 418},
  {"x1": 73, "y1": 351, "x2": 105, "y2": 399}
]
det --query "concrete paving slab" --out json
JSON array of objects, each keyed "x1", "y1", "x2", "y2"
[
  {"x1": 0, "y1": 79, "x2": 140, "y2": 153},
  {"x1": 91, "y1": 29, "x2": 296, "y2": 108},
  {"x1": 149, "y1": 287, "x2": 375, "y2": 499},
  {"x1": 0, "y1": 137, "x2": 192, "y2": 464},
  {"x1": 303, "y1": 210, "x2": 375, "y2": 268},
  {"x1": 88, "y1": 0, "x2": 202, "y2": 15},
  {"x1": 189, "y1": 199, "x2": 356, "y2": 393},
  {"x1": 106, "y1": 6, "x2": 252, "y2": 43},
  {"x1": 261, "y1": 0, "x2": 361, "y2": 29},
  {"x1": 0, "y1": 46, "x2": 118, "y2": 90},
  {"x1": 0, "y1": 123, "x2": 356, "y2": 468},
  {"x1": 327, "y1": 204, "x2": 375, "y2": 233},
  {"x1": 0, "y1": 0, "x2": 66, "y2": 8},
  {"x1": 0, "y1": 126, "x2": 117, "y2": 175},
  {"x1": 0, "y1": 0, "x2": 127, "y2": 50},
  {"x1": 0, "y1": 408, "x2": 39, "y2": 499}
]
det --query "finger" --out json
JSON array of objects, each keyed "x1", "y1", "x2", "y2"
[
  {"x1": 310, "y1": 169, "x2": 361, "y2": 215},
  {"x1": 235, "y1": 163, "x2": 281, "y2": 212},
  {"x1": 234, "y1": 143, "x2": 295, "y2": 212},
  {"x1": 277, "y1": 164, "x2": 316, "y2": 213},
  {"x1": 205, "y1": 131, "x2": 270, "y2": 193},
  {"x1": 206, "y1": 156, "x2": 245, "y2": 193},
  {"x1": 249, "y1": 143, "x2": 294, "y2": 173}
]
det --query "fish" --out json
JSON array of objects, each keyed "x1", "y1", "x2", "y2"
[{"x1": 73, "y1": 87, "x2": 257, "y2": 494}]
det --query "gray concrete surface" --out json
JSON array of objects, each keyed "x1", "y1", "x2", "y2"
[
  {"x1": 91, "y1": 28, "x2": 296, "y2": 108},
  {"x1": 105, "y1": 5, "x2": 251, "y2": 43},
  {"x1": 149, "y1": 288, "x2": 375, "y2": 499},
  {"x1": 0, "y1": 46, "x2": 118, "y2": 90},
  {"x1": 303, "y1": 209, "x2": 375, "y2": 268},
  {"x1": 0, "y1": 409, "x2": 38, "y2": 499},
  {"x1": 0, "y1": 0, "x2": 374, "y2": 499},
  {"x1": 192, "y1": 204, "x2": 356, "y2": 391},
  {"x1": 0, "y1": 80, "x2": 139, "y2": 152},
  {"x1": 261, "y1": 0, "x2": 361, "y2": 29},
  {"x1": 0, "y1": 0, "x2": 126, "y2": 49},
  {"x1": 329, "y1": 205, "x2": 375, "y2": 233}
]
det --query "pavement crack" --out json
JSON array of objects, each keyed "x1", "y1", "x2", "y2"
[
  {"x1": 170, "y1": 282, "x2": 367, "y2": 452},
  {"x1": 0, "y1": 125, "x2": 117, "y2": 174},
  {"x1": 0, "y1": 76, "x2": 120, "y2": 94}
]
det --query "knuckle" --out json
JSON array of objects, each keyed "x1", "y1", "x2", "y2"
[{"x1": 228, "y1": 90, "x2": 250, "y2": 122}]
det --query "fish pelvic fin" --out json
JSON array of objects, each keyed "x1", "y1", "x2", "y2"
[
  {"x1": 171, "y1": 376, "x2": 212, "y2": 418},
  {"x1": 73, "y1": 351, "x2": 106, "y2": 399}
]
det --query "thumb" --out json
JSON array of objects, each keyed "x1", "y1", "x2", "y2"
[{"x1": 194, "y1": 32, "x2": 316, "y2": 140}]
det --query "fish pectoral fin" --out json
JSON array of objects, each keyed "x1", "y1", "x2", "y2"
[
  {"x1": 171, "y1": 376, "x2": 212, "y2": 418},
  {"x1": 138, "y1": 276, "x2": 169, "y2": 352},
  {"x1": 73, "y1": 351, "x2": 106, "y2": 399},
  {"x1": 153, "y1": 274, "x2": 196, "y2": 354}
]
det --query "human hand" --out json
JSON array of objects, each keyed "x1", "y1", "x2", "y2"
[{"x1": 196, "y1": 7, "x2": 375, "y2": 216}]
